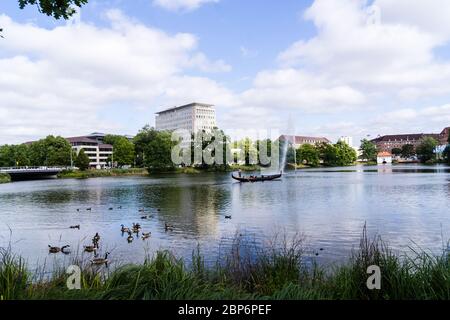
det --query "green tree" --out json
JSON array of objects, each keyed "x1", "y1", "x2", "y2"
[
  {"x1": 334, "y1": 141, "x2": 357, "y2": 166},
  {"x1": 391, "y1": 148, "x2": 402, "y2": 157},
  {"x1": 401, "y1": 144, "x2": 415, "y2": 159},
  {"x1": 416, "y1": 137, "x2": 438, "y2": 163},
  {"x1": 443, "y1": 145, "x2": 450, "y2": 165},
  {"x1": 75, "y1": 149, "x2": 90, "y2": 170},
  {"x1": 135, "y1": 127, "x2": 174, "y2": 172},
  {"x1": 28, "y1": 135, "x2": 72, "y2": 166},
  {"x1": 359, "y1": 139, "x2": 377, "y2": 161},
  {"x1": 104, "y1": 135, "x2": 135, "y2": 167},
  {"x1": 18, "y1": 0, "x2": 88, "y2": 19},
  {"x1": 296, "y1": 144, "x2": 320, "y2": 167}
]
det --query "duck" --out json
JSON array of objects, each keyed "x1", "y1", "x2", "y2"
[
  {"x1": 76, "y1": 209, "x2": 80, "y2": 212},
  {"x1": 109, "y1": 207, "x2": 114, "y2": 210},
  {"x1": 118, "y1": 206, "x2": 122, "y2": 209},
  {"x1": 93, "y1": 233, "x2": 100, "y2": 242},
  {"x1": 138, "y1": 208, "x2": 145, "y2": 212},
  {"x1": 121, "y1": 224, "x2": 130, "y2": 233},
  {"x1": 91, "y1": 252, "x2": 110, "y2": 265},
  {"x1": 141, "y1": 216, "x2": 148, "y2": 220},
  {"x1": 70, "y1": 225, "x2": 80, "y2": 229},
  {"x1": 142, "y1": 232, "x2": 151, "y2": 240},
  {"x1": 86, "y1": 208, "x2": 92, "y2": 211},
  {"x1": 48, "y1": 245, "x2": 62, "y2": 253},
  {"x1": 165, "y1": 223, "x2": 174, "y2": 232},
  {"x1": 61, "y1": 245, "x2": 71, "y2": 255},
  {"x1": 225, "y1": 215, "x2": 232, "y2": 219}
]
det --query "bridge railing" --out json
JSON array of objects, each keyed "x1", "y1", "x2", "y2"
[{"x1": 0, "y1": 166, "x2": 70, "y2": 172}]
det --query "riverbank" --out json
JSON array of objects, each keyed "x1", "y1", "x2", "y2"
[
  {"x1": 1, "y1": 231, "x2": 448, "y2": 300},
  {"x1": 0, "y1": 173, "x2": 11, "y2": 184},
  {"x1": 57, "y1": 168, "x2": 149, "y2": 179}
]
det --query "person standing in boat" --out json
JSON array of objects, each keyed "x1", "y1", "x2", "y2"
[{"x1": 238, "y1": 169, "x2": 242, "y2": 177}]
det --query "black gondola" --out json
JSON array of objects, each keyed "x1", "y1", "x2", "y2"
[{"x1": 231, "y1": 172, "x2": 282, "y2": 182}]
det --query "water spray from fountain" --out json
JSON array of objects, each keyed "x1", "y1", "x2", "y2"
[{"x1": 280, "y1": 116, "x2": 296, "y2": 173}]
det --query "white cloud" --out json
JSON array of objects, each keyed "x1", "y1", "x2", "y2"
[
  {"x1": 153, "y1": 0, "x2": 218, "y2": 12},
  {"x1": 0, "y1": 10, "x2": 232, "y2": 144}
]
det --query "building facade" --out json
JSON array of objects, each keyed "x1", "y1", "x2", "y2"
[
  {"x1": 155, "y1": 102, "x2": 217, "y2": 133},
  {"x1": 371, "y1": 127, "x2": 450, "y2": 152},
  {"x1": 67, "y1": 133, "x2": 113, "y2": 169},
  {"x1": 377, "y1": 151, "x2": 393, "y2": 165},
  {"x1": 279, "y1": 135, "x2": 331, "y2": 148}
]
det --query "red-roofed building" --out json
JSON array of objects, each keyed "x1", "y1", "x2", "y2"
[
  {"x1": 371, "y1": 127, "x2": 449, "y2": 152},
  {"x1": 377, "y1": 151, "x2": 392, "y2": 165}
]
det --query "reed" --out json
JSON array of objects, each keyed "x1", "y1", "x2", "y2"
[{"x1": 1, "y1": 229, "x2": 448, "y2": 300}]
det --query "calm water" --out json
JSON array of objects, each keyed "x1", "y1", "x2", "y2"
[{"x1": 0, "y1": 164, "x2": 449, "y2": 271}]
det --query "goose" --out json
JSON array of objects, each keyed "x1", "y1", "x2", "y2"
[
  {"x1": 165, "y1": 223, "x2": 174, "y2": 232},
  {"x1": 84, "y1": 245, "x2": 96, "y2": 253},
  {"x1": 109, "y1": 207, "x2": 114, "y2": 210},
  {"x1": 141, "y1": 216, "x2": 148, "y2": 220},
  {"x1": 70, "y1": 225, "x2": 80, "y2": 229},
  {"x1": 76, "y1": 209, "x2": 80, "y2": 212},
  {"x1": 121, "y1": 224, "x2": 130, "y2": 233},
  {"x1": 142, "y1": 232, "x2": 151, "y2": 240},
  {"x1": 225, "y1": 215, "x2": 232, "y2": 219},
  {"x1": 61, "y1": 245, "x2": 71, "y2": 255},
  {"x1": 91, "y1": 252, "x2": 110, "y2": 265},
  {"x1": 127, "y1": 231, "x2": 134, "y2": 243},
  {"x1": 86, "y1": 208, "x2": 92, "y2": 211},
  {"x1": 93, "y1": 233, "x2": 100, "y2": 242}
]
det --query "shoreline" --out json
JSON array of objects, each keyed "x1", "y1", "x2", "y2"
[{"x1": 1, "y1": 231, "x2": 448, "y2": 300}]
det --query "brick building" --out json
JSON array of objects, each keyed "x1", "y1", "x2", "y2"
[{"x1": 371, "y1": 127, "x2": 450, "y2": 152}]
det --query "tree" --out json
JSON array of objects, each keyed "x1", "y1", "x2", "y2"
[
  {"x1": 75, "y1": 149, "x2": 90, "y2": 170},
  {"x1": 28, "y1": 135, "x2": 72, "y2": 166},
  {"x1": 104, "y1": 135, "x2": 135, "y2": 167},
  {"x1": 401, "y1": 144, "x2": 415, "y2": 159},
  {"x1": 416, "y1": 137, "x2": 438, "y2": 163},
  {"x1": 334, "y1": 141, "x2": 357, "y2": 166},
  {"x1": 391, "y1": 148, "x2": 402, "y2": 157},
  {"x1": 18, "y1": 0, "x2": 88, "y2": 19},
  {"x1": 443, "y1": 145, "x2": 450, "y2": 165},
  {"x1": 359, "y1": 139, "x2": 377, "y2": 161},
  {"x1": 135, "y1": 127, "x2": 174, "y2": 171},
  {"x1": 296, "y1": 144, "x2": 320, "y2": 167}
]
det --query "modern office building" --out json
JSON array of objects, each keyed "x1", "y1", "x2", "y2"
[
  {"x1": 279, "y1": 135, "x2": 331, "y2": 148},
  {"x1": 155, "y1": 102, "x2": 217, "y2": 133},
  {"x1": 371, "y1": 127, "x2": 450, "y2": 152},
  {"x1": 67, "y1": 133, "x2": 113, "y2": 169}
]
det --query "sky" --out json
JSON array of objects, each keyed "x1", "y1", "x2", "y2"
[{"x1": 1, "y1": 0, "x2": 450, "y2": 145}]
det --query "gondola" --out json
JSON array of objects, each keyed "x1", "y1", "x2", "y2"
[{"x1": 231, "y1": 172, "x2": 282, "y2": 182}]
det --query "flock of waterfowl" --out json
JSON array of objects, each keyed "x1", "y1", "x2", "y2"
[{"x1": 47, "y1": 206, "x2": 177, "y2": 265}]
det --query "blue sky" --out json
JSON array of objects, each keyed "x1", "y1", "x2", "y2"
[{"x1": 1, "y1": 0, "x2": 450, "y2": 145}]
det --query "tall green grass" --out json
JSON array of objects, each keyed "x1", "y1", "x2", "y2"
[{"x1": 1, "y1": 229, "x2": 448, "y2": 300}]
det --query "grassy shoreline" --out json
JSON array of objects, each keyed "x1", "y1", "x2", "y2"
[
  {"x1": 0, "y1": 173, "x2": 11, "y2": 184},
  {"x1": 1, "y1": 231, "x2": 448, "y2": 300},
  {"x1": 57, "y1": 168, "x2": 149, "y2": 179}
]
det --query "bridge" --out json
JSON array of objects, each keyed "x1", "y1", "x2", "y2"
[{"x1": 0, "y1": 167, "x2": 66, "y2": 181}]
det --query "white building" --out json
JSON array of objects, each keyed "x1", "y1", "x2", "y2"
[
  {"x1": 339, "y1": 136, "x2": 353, "y2": 147},
  {"x1": 67, "y1": 133, "x2": 113, "y2": 169},
  {"x1": 377, "y1": 151, "x2": 393, "y2": 165},
  {"x1": 155, "y1": 102, "x2": 217, "y2": 133}
]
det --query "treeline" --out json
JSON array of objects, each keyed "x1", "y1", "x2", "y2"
[
  {"x1": 0, "y1": 127, "x2": 361, "y2": 172},
  {"x1": 360, "y1": 135, "x2": 450, "y2": 164},
  {"x1": 0, "y1": 136, "x2": 72, "y2": 167}
]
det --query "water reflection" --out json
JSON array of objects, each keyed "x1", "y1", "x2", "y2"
[{"x1": 0, "y1": 165, "x2": 449, "y2": 271}]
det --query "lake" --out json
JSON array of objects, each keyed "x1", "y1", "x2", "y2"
[{"x1": 0, "y1": 164, "x2": 449, "y2": 272}]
